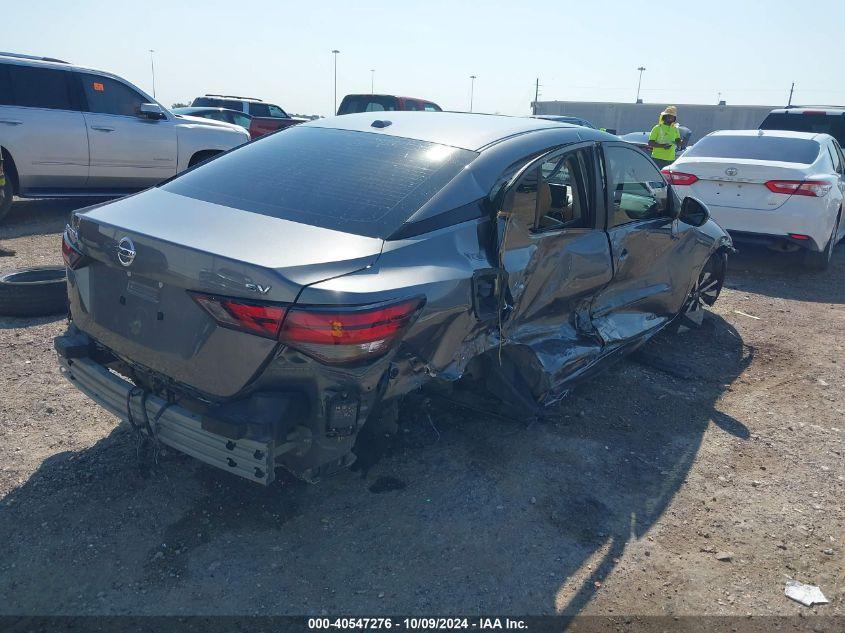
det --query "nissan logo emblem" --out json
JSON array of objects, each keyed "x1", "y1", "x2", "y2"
[
  {"x1": 117, "y1": 237, "x2": 136, "y2": 267},
  {"x1": 725, "y1": 167, "x2": 738, "y2": 176}
]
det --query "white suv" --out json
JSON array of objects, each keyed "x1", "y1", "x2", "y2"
[{"x1": 0, "y1": 53, "x2": 250, "y2": 221}]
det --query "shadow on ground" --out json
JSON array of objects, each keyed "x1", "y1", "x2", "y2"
[
  {"x1": 727, "y1": 241, "x2": 845, "y2": 304},
  {"x1": 0, "y1": 198, "x2": 104, "y2": 240},
  {"x1": 0, "y1": 313, "x2": 750, "y2": 615}
]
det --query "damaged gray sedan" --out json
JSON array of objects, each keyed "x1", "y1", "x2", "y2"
[{"x1": 55, "y1": 112, "x2": 732, "y2": 485}]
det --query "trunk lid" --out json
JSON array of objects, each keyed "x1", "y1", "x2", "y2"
[
  {"x1": 673, "y1": 158, "x2": 811, "y2": 211},
  {"x1": 70, "y1": 188, "x2": 383, "y2": 397}
]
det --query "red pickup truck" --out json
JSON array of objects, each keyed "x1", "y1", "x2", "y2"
[
  {"x1": 248, "y1": 115, "x2": 306, "y2": 138},
  {"x1": 337, "y1": 94, "x2": 442, "y2": 115}
]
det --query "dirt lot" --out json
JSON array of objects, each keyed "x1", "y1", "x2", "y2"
[{"x1": 0, "y1": 199, "x2": 842, "y2": 616}]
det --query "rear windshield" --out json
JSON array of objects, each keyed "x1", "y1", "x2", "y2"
[
  {"x1": 760, "y1": 112, "x2": 845, "y2": 145},
  {"x1": 161, "y1": 126, "x2": 477, "y2": 238},
  {"x1": 683, "y1": 135, "x2": 821, "y2": 164},
  {"x1": 337, "y1": 95, "x2": 398, "y2": 115}
]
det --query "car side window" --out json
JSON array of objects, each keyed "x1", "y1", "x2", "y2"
[
  {"x1": 249, "y1": 103, "x2": 271, "y2": 117},
  {"x1": 827, "y1": 142, "x2": 843, "y2": 175},
  {"x1": 535, "y1": 147, "x2": 594, "y2": 230},
  {"x1": 605, "y1": 146, "x2": 669, "y2": 228},
  {"x1": 80, "y1": 74, "x2": 146, "y2": 117},
  {"x1": 424, "y1": 103, "x2": 440, "y2": 112},
  {"x1": 6, "y1": 65, "x2": 75, "y2": 110},
  {"x1": 504, "y1": 147, "x2": 594, "y2": 232},
  {"x1": 232, "y1": 113, "x2": 252, "y2": 128},
  {"x1": 267, "y1": 105, "x2": 287, "y2": 118},
  {"x1": 834, "y1": 141, "x2": 845, "y2": 175}
]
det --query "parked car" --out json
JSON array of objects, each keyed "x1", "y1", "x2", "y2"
[
  {"x1": 0, "y1": 52, "x2": 249, "y2": 222},
  {"x1": 337, "y1": 94, "x2": 442, "y2": 115},
  {"x1": 532, "y1": 115, "x2": 597, "y2": 129},
  {"x1": 171, "y1": 106, "x2": 252, "y2": 131},
  {"x1": 172, "y1": 107, "x2": 302, "y2": 139},
  {"x1": 760, "y1": 107, "x2": 845, "y2": 146},
  {"x1": 665, "y1": 129, "x2": 845, "y2": 269},
  {"x1": 56, "y1": 112, "x2": 731, "y2": 485}
]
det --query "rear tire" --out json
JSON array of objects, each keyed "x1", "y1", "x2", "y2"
[
  {"x1": 0, "y1": 266, "x2": 68, "y2": 317},
  {"x1": 803, "y1": 220, "x2": 838, "y2": 271},
  {"x1": 0, "y1": 175, "x2": 13, "y2": 223}
]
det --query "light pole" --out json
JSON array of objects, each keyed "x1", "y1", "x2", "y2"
[
  {"x1": 332, "y1": 49, "x2": 340, "y2": 114},
  {"x1": 149, "y1": 49, "x2": 156, "y2": 98},
  {"x1": 469, "y1": 75, "x2": 476, "y2": 112},
  {"x1": 635, "y1": 66, "x2": 645, "y2": 103},
  {"x1": 370, "y1": 69, "x2": 375, "y2": 94}
]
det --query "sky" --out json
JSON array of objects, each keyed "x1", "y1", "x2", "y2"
[{"x1": 5, "y1": 0, "x2": 845, "y2": 117}]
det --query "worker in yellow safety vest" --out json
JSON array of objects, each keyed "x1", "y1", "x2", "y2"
[{"x1": 647, "y1": 105, "x2": 682, "y2": 169}]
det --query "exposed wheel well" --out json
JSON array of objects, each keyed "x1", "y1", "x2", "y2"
[
  {"x1": 1, "y1": 147, "x2": 20, "y2": 194},
  {"x1": 188, "y1": 150, "x2": 223, "y2": 168}
]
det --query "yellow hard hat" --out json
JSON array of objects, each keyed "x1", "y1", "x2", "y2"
[{"x1": 661, "y1": 105, "x2": 678, "y2": 117}]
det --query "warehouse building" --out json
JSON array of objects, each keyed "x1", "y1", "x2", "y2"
[{"x1": 532, "y1": 101, "x2": 780, "y2": 142}]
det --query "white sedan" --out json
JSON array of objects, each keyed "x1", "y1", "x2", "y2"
[{"x1": 664, "y1": 130, "x2": 845, "y2": 269}]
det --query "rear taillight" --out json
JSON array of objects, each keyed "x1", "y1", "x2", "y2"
[
  {"x1": 661, "y1": 169, "x2": 699, "y2": 186},
  {"x1": 764, "y1": 180, "x2": 832, "y2": 197},
  {"x1": 190, "y1": 293, "x2": 287, "y2": 339},
  {"x1": 61, "y1": 227, "x2": 86, "y2": 269},
  {"x1": 279, "y1": 298, "x2": 425, "y2": 365}
]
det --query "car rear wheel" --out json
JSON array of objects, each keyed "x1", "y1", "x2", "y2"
[
  {"x1": 0, "y1": 175, "x2": 13, "y2": 223},
  {"x1": 671, "y1": 251, "x2": 726, "y2": 331},
  {"x1": 0, "y1": 266, "x2": 68, "y2": 317},
  {"x1": 803, "y1": 216, "x2": 839, "y2": 271}
]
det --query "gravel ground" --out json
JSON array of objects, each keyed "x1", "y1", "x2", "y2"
[{"x1": 0, "y1": 199, "x2": 842, "y2": 616}]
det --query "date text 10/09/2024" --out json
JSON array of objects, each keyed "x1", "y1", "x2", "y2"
[{"x1": 307, "y1": 618, "x2": 528, "y2": 630}]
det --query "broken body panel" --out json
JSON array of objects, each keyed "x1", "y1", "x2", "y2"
[{"x1": 56, "y1": 112, "x2": 732, "y2": 484}]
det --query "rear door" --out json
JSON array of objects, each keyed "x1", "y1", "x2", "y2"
[
  {"x1": 591, "y1": 143, "x2": 698, "y2": 343},
  {"x1": 498, "y1": 142, "x2": 613, "y2": 375},
  {"x1": 0, "y1": 63, "x2": 88, "y2": 191},
  {"x1": 79, "y1": 72, "x2": 177, "y2": 190}
]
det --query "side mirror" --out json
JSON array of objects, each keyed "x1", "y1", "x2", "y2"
[
  {"x1": 138, "y1": 103, "x2": 166, "y2": 120},
  {"x1": 679, "y1": 196, "x2": 710, "y2": 227}
]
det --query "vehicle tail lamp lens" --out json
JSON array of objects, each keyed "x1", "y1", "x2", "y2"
[
  {"x1": 765, "y1": 180, "x2": 832, "y2": 197},
  {"x1": 661, "y1": 169, "x2": 699, "y2": 185},
  {"x1": 190, "y1": 293, "x2": 287, "y2": 338},
  {"x1": 278, "y1": 298, "x2": 425, "y2": 365},
  {"x1": 61, "y1": 228, "x2": 86, "y2": 270},
  {"x1": 788, "y1": 233, "x2": 811, "y2": 241}
]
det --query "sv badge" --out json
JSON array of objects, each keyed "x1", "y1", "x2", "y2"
[{"x1": 245, "y1": 282, "x2": 271, "y2": 294}]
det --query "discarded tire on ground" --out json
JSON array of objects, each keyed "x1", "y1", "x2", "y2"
[{"x1": 0, "y1": 266, "x2": 68, "y2": 317}]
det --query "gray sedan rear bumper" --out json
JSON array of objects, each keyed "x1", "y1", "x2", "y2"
[{"x1": 58, "y1": 355, "x2": 275, "y2": 485}]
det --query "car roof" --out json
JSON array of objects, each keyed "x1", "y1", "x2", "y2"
[
  {"x1": 304, "y1": 111, "x2": 601, "y2": 151},
  {"x1": 707, "y1": 129, "x2": 830, "y2": 142},
  {"x1": 342, "y1": 94, "x2": 437, "y2": 102},
  {"x1": 768, "y1": 107, "x2": 845, "y2": 115},
  {"x1": 0, "y1": 53, "x2": 146, "y2": 89}
]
